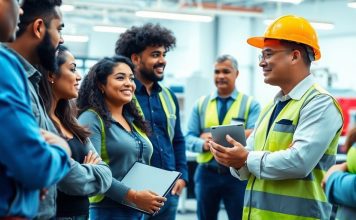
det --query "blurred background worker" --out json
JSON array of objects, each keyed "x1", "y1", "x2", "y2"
[
  {"x1": 185, "y1": 54, "x2": 260, "y2": 220},
  {"x1": 210, "y1": 15, "x2": 343, "y2": 220}
]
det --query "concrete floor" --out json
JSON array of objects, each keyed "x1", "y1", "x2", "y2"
[{"x1": 176, "y1": 199, "x2": 228, "y2": 220}]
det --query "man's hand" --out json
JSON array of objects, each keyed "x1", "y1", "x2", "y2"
[
  {"x1": 209, "y1": 134, "x2": 248, "y2": 169},
  {"x1": 171, "y1": 179, "x2": 186, "y2": 196},
  {"x1": 40, "y1": 129, "x2": 71, "y2": 157},
  {"x1": 321, "y1": 162, "x2": 348, "y2": 190},
  {"x1": 200, "y1": 132, "x2": 212, "y2": 151}
]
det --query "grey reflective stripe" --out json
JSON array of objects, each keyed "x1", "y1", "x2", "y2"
[
  {"x1": 315, "y1": 154, "x2": 336, "y2": 171},
  {"x1": 237, "y1": 94, "x2": 249, "y2": 120},
  {"x1": 244, "y1": 190, "x2": 332, "y2": 219},
  {"x1": 199, "y1": 96, "x2": 210, "y2": 131},
  {"x1": 273, "y1": 123, "x2": 296, "y2": 133}
]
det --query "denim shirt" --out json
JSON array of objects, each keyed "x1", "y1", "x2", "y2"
[
  {"x1": 0, "y1": 45, "x2": 70, "y2": 219},
  {"x1": 134, "y1": 79, "x2": 188, "y2": 182}
]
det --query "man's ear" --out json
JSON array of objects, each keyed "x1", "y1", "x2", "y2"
[
  {"x1": 131, "y1": 53, "x2": 140, "y2": 65},
  {"x1": 32, "y1": 18, "x2": 45, "y2": 39}
]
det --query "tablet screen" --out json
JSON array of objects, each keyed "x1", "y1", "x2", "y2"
[{"x1": 211, "y1": 124, "x2": 246, "y2": 147}]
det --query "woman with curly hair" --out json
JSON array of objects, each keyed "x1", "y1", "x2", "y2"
[
  {"x1": 39, "y1": 45, "x2": 112, "y2": 220},
  {"x1": 77, "y1": 55, "x2": 166, "y2": 220}
]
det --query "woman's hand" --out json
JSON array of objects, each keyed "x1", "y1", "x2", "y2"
[
  {"x1": 83, "y1": 150, "x2": 101, "y2": 164},
  {"x1": 126, "y1": 189, "x2": 167, "y2": 214}
]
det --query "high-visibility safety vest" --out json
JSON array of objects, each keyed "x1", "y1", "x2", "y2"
[
  {"x1": 135, "y1": 86, "x2": 176, "y2": 143},
  {"x1": 87, "y1": 109, "x2": 153, "y2": 204},
  {"x1": 196, "y1": 92, "x2": 253, "y2": 163},
  {"x1": 244, "y1": 84, "x2": 343, "y2": 220}
]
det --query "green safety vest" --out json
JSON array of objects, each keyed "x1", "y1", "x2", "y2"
[
  {"x1": 135, "y1": 86, "x2": 176, "y2": 143},
  {"x1": 196, "y1": 92, "x2": 252, "y2": 163},
  {"x1": 347, "y1": 143, "x2": 356, "y2": 173},
  {"x1": 87, "y1": 109, "x2": 153, "y2": 204},
  {"x1": 243, "y1": 84, "x2": 343, "y2": 220}
]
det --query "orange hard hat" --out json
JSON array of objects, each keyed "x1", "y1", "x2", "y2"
[{"x1": 247, "y1": 15, "x2": 321, "y2": 61}]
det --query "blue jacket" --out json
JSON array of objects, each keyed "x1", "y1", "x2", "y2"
[
  {"x1": 325, "y1": 171, "x2": 356, "y2": 219},
  {"x1": 0, "y1": 45, "x2": 70, "y2": 218}
]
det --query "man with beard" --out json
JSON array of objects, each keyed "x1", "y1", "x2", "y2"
[
  {"x1": 185, "y1": 55, "x2": 260, "y2": 220},
  {"x1": 0, "y1": 0, "x2": 71, "y2": 219},
  {"x1": 5, "y1": 0, "x2": 112, "y2": 219},
  {"x1": 115, "y1": 23, "x2": 188, "y2": 220}
]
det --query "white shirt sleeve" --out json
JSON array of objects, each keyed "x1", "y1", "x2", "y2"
[{"x1": 242, "y1": 95, "x2": 342, "y2": 180}]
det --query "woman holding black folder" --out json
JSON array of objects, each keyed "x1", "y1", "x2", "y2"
[{"x1": 77, "y1": 55, "x2": 166, "y2": 220}]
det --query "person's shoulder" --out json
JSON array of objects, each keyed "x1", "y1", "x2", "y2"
[
  {"x1": 0, "y1": 45, "x2": 21, "y2": 67},
  {"x1": 78, "y1": 110, "x2": 100, "y2": 123}
]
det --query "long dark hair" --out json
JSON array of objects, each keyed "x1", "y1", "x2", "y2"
[
  {"x1": 77, "y1": 55, "x2": 150, "y2": 134},
  {"x1": 39, "y1": 45, "x2": 90, "y2": 143}
]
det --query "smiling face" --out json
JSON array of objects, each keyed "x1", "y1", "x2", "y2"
[
  {"x1": 135, "y1": 45, "x2": 166, "y2": 82},
  {"x1": 51, "y1": 51, "x2": 81, "y2": 100},
  {"x1": 101, "y1": 63, "x2": 136, "y2": 106},
  {"x1": 259, "y1": 39, "x2": 294, "y2": 87},
  {"x1": 214, "y1": 59, "x2": 238, "y2": 96}
]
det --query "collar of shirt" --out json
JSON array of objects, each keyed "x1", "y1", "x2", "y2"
[
  {"x1": 210, "y1": 88, "x2": 239, "y2": 101},
  {"x1": 134, "y1": 78, "x2": 162, "y2": 95},
  {"x1": 274, "y1": 74, "x2": 315, "y2": 103},
  {"x1": 1, "y1": 44, "x2": 40, "y2": 80}
]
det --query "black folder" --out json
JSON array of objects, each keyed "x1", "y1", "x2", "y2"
[{"x1": 121, "y1": 162, "x2": 182, "y2": 215}]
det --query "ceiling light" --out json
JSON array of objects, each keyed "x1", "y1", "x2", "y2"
[
  {"x1": 135, "y1": 11, "x2": 213, "y2": 23},
  {"x1": 263, "y1": 19, "x2": 334, "y2": 30},
  {"x1": 267, "y1": 0, "x2": 303, "y2": 4},
  {"x1": 63, "y1": 35, "x2": 89, "y2": 43},
  {"x1": 61, "y1": 4, "x2": 75, "y2": 12},
  {"x1": 93, "y1": 26, "x2": 127, "y2": 33},
  {"x1": 347, "y1": 1, "x2": 356, "y2": 8}
]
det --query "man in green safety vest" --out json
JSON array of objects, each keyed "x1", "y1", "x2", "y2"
[
  {"x1": 186, "y1": 54, "x2": 260, "y2": 220},
  {"x1": 210, "y1": 15, "x2": 344, "y2": 220}
]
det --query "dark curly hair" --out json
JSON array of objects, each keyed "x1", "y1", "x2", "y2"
[
  {"x1": 17, "y1": 0, "x2": 62, "y2": 37},
  {"x1": 77, "y1": 55, "x2": 150, "y2": 134},
  {"x1": 115, "y1": 23, "x2": 176, "y2": 58},
  {"x1": 39, "y1": 45, "x2": 90, "y2": 143}
]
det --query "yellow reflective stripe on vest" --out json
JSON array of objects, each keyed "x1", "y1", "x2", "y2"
[
  {"x1": 158, "y1": 86, "x2": 176, "y2": 142},
  {"x1": 134, "y1": 86, "x2": 176, "y2": 143},
  {"x1": 245, "y1": 84, "x2": 343, "y2": 220},
  {"x1": 196, "y1": 93, "x2": 250, "y2": 163},
  {"x1": 87, "y1": 109, "x2": 108, "y2": 203}
]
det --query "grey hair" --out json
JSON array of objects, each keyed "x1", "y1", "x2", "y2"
[{"x1": 216, "y1": 54, "x2": 239, "y2": 71}]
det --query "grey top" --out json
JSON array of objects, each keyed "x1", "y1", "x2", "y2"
[
  {"x1": 4, "y1": 46, "x2": 112, "y2": 219},
  {"x1": 78, "y1": 110, "x2": 153, "y2": 207}
]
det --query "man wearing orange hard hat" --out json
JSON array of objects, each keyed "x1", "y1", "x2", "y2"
[{"x1": 209, "y1": 15, "x2": 344, "y2": 219}]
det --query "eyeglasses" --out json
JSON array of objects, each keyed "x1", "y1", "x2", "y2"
[{"x1": 258, "y1": 49, "x2": 291, "y2": 62}]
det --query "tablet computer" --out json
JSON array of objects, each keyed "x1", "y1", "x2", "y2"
[
  {"x1": 121, "y1": 162, "x2": 182, "y2": 215},
  {"x1": 211, "y1": 124, "x2": 246, "y2": 147}
]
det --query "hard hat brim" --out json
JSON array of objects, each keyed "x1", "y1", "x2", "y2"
[
  {"x1": 247, "y1": 37, "x2": 266, "y2": 49},
  {"x1": 247, "y1": 36, "x2": 321, "y2": 60}
]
